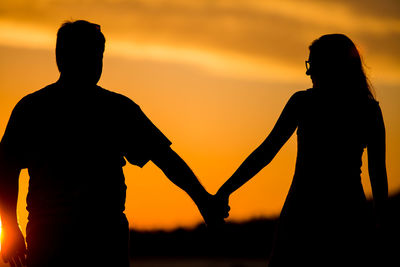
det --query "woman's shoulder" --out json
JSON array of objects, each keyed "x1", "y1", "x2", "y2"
[
  {"x1": 292, "y1": 88, "x2": 315, "y2": 98},
  {"x1": 366, "y1": 97, "x2": 380, "y2": 108},
  {"x1": 288, "y1": 89, "x2": 313, "y2": 104},
  {"x1": 364, "y1": 97, "x2": 382, "y2": 118}
]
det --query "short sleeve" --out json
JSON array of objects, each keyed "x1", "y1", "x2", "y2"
[
  {"x1": 123, "y1": 102, "x2": 172, "y2": 167},
  {"x1": 0, "y1": 98, "x2": 29, "y2": 169}
]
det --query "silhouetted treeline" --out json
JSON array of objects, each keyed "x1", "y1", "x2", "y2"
[{"x1": 129, "y1": 192, "x2": 400, "y2": 261}]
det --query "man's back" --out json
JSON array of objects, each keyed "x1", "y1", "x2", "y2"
[
  {"x1": 0, "y1": 81, "x2": 174, "y2": 267},
  {"x1": 2, "y1": 82, "x2": 171, "y2": 224}
]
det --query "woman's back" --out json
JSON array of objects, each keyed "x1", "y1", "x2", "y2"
[
  {"x1": 294, "y1": 88, "x2": 379, "y2": 192},
  {"x1": 273, "y1": 88, "x2": 380, "y2": 266}
]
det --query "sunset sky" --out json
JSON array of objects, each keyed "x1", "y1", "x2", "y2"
[{"x1": 0, "y1": 0, "x2": 399, "y2": 234}]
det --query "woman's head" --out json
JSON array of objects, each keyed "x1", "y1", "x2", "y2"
[{"x1": 306, "y1": 34, "x2": 374, "y2": 100}]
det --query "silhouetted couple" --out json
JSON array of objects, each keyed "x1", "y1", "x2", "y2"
[{"x1": 0, "y1": 20, "x2": 388, "y2": 267}]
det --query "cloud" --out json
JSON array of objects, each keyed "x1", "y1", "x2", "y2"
[{"x1": 0, "y1": 20, "x2": 55, "y2": 49}]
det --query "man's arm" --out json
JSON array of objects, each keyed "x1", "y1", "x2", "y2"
[
  {"x1": 0, "y1": 148, "x2": 27, "y2": 266},
  {"x1": 151, "y1": 147, "x2": 229, "y2": 226},
  {"x1": 0, "y1": 153, "x2": 20, "y2": 228}
]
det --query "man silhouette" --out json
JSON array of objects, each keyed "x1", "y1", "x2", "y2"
[{"x1": 0, "y1": 20, "x2": 227, "y2": 267}]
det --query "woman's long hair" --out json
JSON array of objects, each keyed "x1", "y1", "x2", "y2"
[{"x1": 309, "y1": 34, "x2": 375, "y2": 101}]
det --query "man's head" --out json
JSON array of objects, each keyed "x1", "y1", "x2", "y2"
[{"x1": 56, "y1": 20, "x2": 105, "y2": 85}]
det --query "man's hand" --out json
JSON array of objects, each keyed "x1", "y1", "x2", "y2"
[{"x1": 1, "y1": 224, "x2": 27, "y2": 267}]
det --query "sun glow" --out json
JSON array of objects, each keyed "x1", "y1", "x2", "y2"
[{"x1": 0, "y1": 220, "x2": 2, "y2": 251}]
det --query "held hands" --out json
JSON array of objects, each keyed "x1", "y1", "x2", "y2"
[
  {"x1": 196, "y1": 191, "x2": 230, "y2": 228},
  {"x1": 1, "y1": 224, "x2": 27, "y2": 267}
]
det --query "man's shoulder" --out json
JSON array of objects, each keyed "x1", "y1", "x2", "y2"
[
  {"x1": 16, "y1": 84, "x2": 141, "y2": 115},
  {"x1": 97, "y1": 86, "x2": 140, "y2": 110},
  {"x1": 13, "y1": 83, "x2": 56, "y2": 111}
]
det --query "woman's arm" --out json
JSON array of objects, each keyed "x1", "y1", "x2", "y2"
[
  {"x1": 367, "y1": 104, "x2": 388, "y2": 225},
  {"x1": 216, "y1": 91, "x2": 303, "y2": 199}
]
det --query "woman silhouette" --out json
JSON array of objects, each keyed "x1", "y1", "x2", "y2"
[{"x1": 216, "y1": 34, "x2": 388, "y2": 266}]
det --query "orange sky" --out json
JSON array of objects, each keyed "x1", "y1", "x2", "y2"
[{"x1": 0, "y1": 0, "x2": 399, "y2": 234}]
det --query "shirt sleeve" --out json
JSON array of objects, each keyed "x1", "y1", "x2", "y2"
[
  {"x1": 123, "y1": 101, "x2": 172, "y2": 167},
  {"x1": 0, "y1": 98, "x2": 28, "y2": 169}
]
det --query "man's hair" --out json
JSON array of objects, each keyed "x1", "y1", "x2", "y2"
[{"x1": 55, "y1": 20, "x2": 106, "y2": 73}]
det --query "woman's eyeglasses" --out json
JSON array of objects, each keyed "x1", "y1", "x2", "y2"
[{"x1": 305, "y1": 60, "x2": 311, "y2": 71}]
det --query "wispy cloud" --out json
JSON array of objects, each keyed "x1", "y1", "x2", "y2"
[{"x1": 0, "y1": 20, "x2": 54, "y2": 49}]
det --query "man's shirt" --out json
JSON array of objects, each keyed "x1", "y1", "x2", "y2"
[{"x1": 0, "y1": 82, "x2": 171, "y2": 223}]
